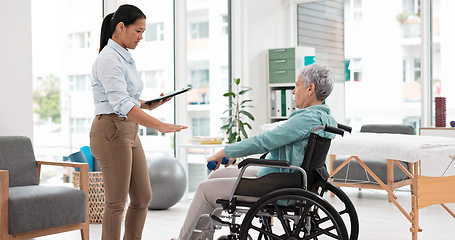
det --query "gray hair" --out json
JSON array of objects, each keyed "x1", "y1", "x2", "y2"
[{"x1": 298, "y1": 63, "x2": 334, "y2": 101}]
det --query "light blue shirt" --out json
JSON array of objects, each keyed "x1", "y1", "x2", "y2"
[
  {"x1": 224, "y1": 104, "x2": 337, "y2": 177},
  {"x1": 91, "y1": 39, "x2": 143, "y2": 117}
]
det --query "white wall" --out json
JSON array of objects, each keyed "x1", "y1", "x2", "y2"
[
  {"x1": 0, "y1": 0, "x2": 34, "y2": 139},
  {"x1": 235, "y1": 0, "x2": 295, "y2": 136}
]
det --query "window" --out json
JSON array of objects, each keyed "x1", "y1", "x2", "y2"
[
  {"x1": 32, "y1": 0, "x2": 231, "y2": 184},
  {"x1": 403, "y1": 0, "x2": 420, "y2": 15},
  {"x1": 32, "y1": 0, "x2": 103, "y2": 167},
  {"x1": 347, "y1": 59, "x2": 362, "y2": 82},
  {"x1": 413, "y1": 58, "x2": 421, "y2": 82},
  {"x1": 190, "y1": 69, "x2": 210, "y2": 89},
  {"x1": 432, "y1": 0, "x2": 453, "y2": 126},
  {"x1": 145, "y1": 22, "x2": 164, "y2": 42},
  {"x1": 68, "y1": 32, "x2": 91, "y2": 49},
  {"x1": 189, "y1": 21, "x2": 209, "y2": 39},
  {"x1": 191, "y1": 118, "x2": 210, "y2": 136},
  {"x1": 221, "y1": 15, "x2": 228, "y2": 35},
  {"x1": 298, "y1": 0, "x2": 423, "y2": 131},
  {"x1": 138, "y1": 126, "x2": 163, "y2": 137},
  {"x1": 72, "y1": 118, "x2": 91, "y2": 134},
  {"x1": 140, "y1": 70, "x2": 164, "y2": 89},
  {"x1": 69, "y1": 74, "x2": 90, "y2": 91},
  {"x1": 346, "y1": 0, "x2": 363, "y2": 22}
]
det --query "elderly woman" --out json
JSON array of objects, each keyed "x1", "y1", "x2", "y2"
[{"x1": 174, "y1": 63, "x2": 338, "y2": 240}]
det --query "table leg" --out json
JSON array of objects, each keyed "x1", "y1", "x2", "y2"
[{"x1": 410, "y1": 162, "x2": 421, "y2": 240}]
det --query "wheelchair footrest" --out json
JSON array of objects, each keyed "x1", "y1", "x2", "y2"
[{"x1": 210, "y1": 215, "x2": 241, "y2": 234}]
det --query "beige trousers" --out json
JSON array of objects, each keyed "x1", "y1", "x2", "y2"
[{"x1": 90, "y1": 114, "x2": 152, "y2": 240}]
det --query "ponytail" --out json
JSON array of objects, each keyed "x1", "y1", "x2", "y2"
[
  {"x1": 99, "y1": 13, "x2": 114, "y2": 53},
  {"x1": 98, "y1": 5, "x2": 146, "y2": 53}
]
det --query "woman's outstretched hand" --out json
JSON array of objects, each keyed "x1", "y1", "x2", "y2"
[{"x1": 157, "y1": 122, "x2": 187, "y2": 133}]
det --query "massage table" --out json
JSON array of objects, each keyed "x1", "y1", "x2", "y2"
[{"x1": 329, "y1": 132, "x2": 455, "y2": 240}]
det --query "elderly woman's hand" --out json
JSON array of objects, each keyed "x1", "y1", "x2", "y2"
[{"x1": 207, "y1": 149, "x2": 236, "y2": 171}]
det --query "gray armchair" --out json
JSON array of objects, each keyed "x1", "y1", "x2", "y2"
[
  {"x1": 330, "y1": 124, "x2": 415, "y2": 200},
  {"x1": 0, "y1": 136, "x2": 89, "y2": 239}
]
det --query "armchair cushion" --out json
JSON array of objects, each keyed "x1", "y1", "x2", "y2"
[
  {"x1": 0, "y1": 136, "x2": 39, "y2": 187},
  {"x1": 8, "y1": 185, "x2": 86, "y2": 235}
]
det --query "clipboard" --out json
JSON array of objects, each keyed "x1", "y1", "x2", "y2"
[{"x1": 145, "y1": 87, "x2": 192, "y2": 105}]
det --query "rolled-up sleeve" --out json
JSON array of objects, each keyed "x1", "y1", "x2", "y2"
[
  {"x1": 97, "y1": 57, "x2": 137, "y2": 116},
  {"x1": 224, "y1": 117, "x2": 310, "y2": 158}
]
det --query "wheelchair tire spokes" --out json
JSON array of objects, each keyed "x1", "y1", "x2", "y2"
[
  {"x1": 239, "y1": 188, "x2": 348, "y2": 240},
  {"x1": 272, "y1": 202, "x2": 292, "y2": 238},
  {"x1": 319, "y1": 183, "x2": 359, "y2": 240}
]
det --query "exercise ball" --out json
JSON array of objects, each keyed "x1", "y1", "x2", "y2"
[{"x1": 147, "y1": 153, "x2": 187, "y2": 210}]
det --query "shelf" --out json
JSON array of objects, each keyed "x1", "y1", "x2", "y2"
[{"x1": 269, "y1": 83, "x2": 295, "y2": 87}]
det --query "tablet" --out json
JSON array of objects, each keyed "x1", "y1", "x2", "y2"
[{"x1": 145, "y1": 87, "x2": 192, "y2": 105}]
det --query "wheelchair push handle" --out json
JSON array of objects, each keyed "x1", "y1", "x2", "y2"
[
  {"x1": 207, "y1": 157, "x2": 236, "y2": 170},
  {"x1": 324, "y1": 125, "x2": 345, "y2": 136},
  {"x1": 337, "y1": 123, "x2": 352, "y2": 133}
]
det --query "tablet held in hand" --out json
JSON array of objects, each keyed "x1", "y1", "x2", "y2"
[{"x1": 145, "y1": 87, "x2": 192, "y2": 105}]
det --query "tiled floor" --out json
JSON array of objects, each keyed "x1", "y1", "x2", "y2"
[{"x1": 32, "y1": 187, "x2": 453, "y2": 240}]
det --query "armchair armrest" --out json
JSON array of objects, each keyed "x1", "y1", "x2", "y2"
[
  {"x1": 0, "y1": 170, "x2": 9, "y2": 238},
  {"x1": 35, "y1": 161, "x2": 89, "y2": 195},
  {"x1": 36, "y1": 160, "x2": 89, "y2": 169}
]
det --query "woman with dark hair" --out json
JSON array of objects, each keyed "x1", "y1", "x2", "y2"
[{"x1": 90, "y1": 4, "x2": 187, "y2": 240}]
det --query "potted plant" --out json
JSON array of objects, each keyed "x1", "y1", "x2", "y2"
[{"x1": 221, "y1": 78, "x2": 255, "y2": 143}]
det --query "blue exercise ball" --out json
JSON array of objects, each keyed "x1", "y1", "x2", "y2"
[{"x1": 147, "y1": 153, "x2": 187, "y2": 210}]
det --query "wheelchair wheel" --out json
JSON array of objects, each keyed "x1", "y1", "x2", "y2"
[
  {"x1": 319, "y1": 182, "x2": 359, "y2": 240},
  {"x1": 239, "y1": 188, "x2": 348, "y2": 240}
]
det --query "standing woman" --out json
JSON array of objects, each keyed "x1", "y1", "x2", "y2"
[{"x1": 90, "y1": 4, "x2": 187, "y2": 240}]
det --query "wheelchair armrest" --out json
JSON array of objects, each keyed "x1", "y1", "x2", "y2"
[{"x1": 238, "y1": 158, "x2": 290, "y2": 169}]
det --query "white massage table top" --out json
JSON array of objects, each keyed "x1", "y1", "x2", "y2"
[{"x1": 329, "y1": 132, "x2": 455, "y2": 163}]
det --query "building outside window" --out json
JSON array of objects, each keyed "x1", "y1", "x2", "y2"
[
  {"x1": 141, "y1": 70, "x2": 164, "y2": 89},
  {"x1": 221, "y1": 14, "x2": 228, "y2": 35},
  {"x1": 145, "y1": 22, "x2": 164, "y2": 42},
  {"x1": 346, "y1": 0, "x2": 362, "y2": 22},
  {"x1": 189, "y1": 21, "x2": 209, "y2": 39},
  {"x1": 68, "y1": 32, "x2": 91, "y2": 49},
  {"x1": 347, "y1": 59, "x2": 362, "y2": 82},
  {"x1": 68, "y1": 74, "x2": 90, "y2": 91}
]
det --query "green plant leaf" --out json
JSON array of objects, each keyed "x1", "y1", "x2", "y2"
[
  {"x1": 241, "y1": 126, "x2": 248, "y2": 139},
  {"x1": 223, "y1": 108, "x2": 232, "y2": 114},
  {"x1": 239, "y1": 110, "x2": 255, "y2": 120},
  {"x1": 223, "y1": 92, "x2": 235, "y2": 97},
  {"x1": 236, "y1": 136, "x2": 242, "y2": 142},
  {"x1": 240, "y1": 100, "x2": 252, "y2": 105},
  {"x1": 228, "y1": 132, "x2": 237, "y2": 143},
  {"x1": 240, "y1": 105, "x2": 254, "y2": 109},
  {"x1": 244, "y1": 122, "x2": 252, "y2": 129},
  {"x1": 235, "y1": 78, "x2": 240, "y2": 85},
  {"x1": 239, "y1": 90, "x2": 250, "y2": 95},
  {"x1": 220, "y1": 124, "x2": 230, "y2": 130}
]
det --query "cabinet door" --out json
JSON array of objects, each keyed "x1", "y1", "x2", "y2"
[
  {"x1": 269, "y1": 59, "x2": 295, "y2": 71},
  {"x1": 269, "y1": 69, "x2": 295, "y2": 84},
  {"x1": 269, "y1": 48, "x2": 295, "y2": 60}
]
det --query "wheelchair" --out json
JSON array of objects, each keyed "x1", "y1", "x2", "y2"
[{"x1": 187, "y1": 124, "x2": 359, "y2": 240}]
